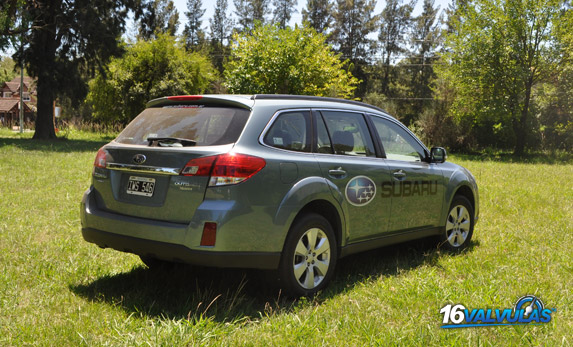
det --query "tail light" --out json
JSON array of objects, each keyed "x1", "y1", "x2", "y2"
[
  {"x1": 93, "y1": 148, "x2": 111, "y2": 178},
  {"x1": 181, "y1": 153, "x2": 266, "y2": 186}
]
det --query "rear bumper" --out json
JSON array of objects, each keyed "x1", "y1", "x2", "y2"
[
  {"x1": 81, "y1": 227, "x2": 280, "y2": 269},
  {"x1": 80, "y1": 187, "x2": 281, "y2": 269}
]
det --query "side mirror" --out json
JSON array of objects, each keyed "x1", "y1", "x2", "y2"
[{"x1": 430, "y1": 147, "x2": 447, "y2": 163}]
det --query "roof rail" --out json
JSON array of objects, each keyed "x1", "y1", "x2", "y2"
[{"x1": 252, "y1": 94, "x2": 387, "y2": 113}]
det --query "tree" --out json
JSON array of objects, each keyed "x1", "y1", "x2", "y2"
[
  {"x1": 5, "y1": 0, "x2": 143, "y2": 139},
  {"x1": 302, "y1": 0, "x2": 333, "y2": 34},
  {"x1": 331, "y1": 0, "x2": 377, "y2": 62},
  {"x1": 439, "y1": 0, "x2": 567, "y2": 154},
  {"x1": 183, "y1": 0, "x2": 206, "y2": 49},
  {"x1": 0, "y1": 56, "x2": 17, "y2": 83},
  {"x1": 138, "y1": 0, "x2": 180, "y2": 40},
  {"x1": 87, "y1": 34, "x2": 217, "y2": 123},
  {"x1": 0, "y1": 0, "x2": 20, "y2": 49},
  {"x1": 209, "y1": 0, "x2": 233, "y2": 73},
  {"x1": 210, "y1": 0, "x2": 232, "y2": 47},
  {"x1": 534, "y1": 7, "x2": 573, "y2": 151},
  {"x1": 405, "y1": 0, "x2": 441, "y2": 117},
  {"x1": 330, "y1": 0, "x2": 377, "y2": 97},
  {"x1": 273, "y1": 0, "x2": 297, "y2": 29},
  {"x1": 234, "y1": 0, "x2": 270, "y2": 33},
  {"x1": 224, "y1": 24, "x2": 359, "y2": 98},
  {"x1": 378, "y1": 0, "x2": 415, "y2": 95}
]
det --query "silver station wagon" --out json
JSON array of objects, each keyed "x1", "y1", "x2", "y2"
[{"x1": 81, "y1": 95, "x2": 479, "y2": 296}]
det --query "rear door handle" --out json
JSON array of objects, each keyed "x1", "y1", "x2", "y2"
[
  {"x1": 393, "y1": 169, "x2": 406, "y2": 179},
  {"x1": 328, "y1": 167, "x2": 347, "y2": 177}
]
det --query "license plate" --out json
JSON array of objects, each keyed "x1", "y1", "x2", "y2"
[{"x1": 126, "y1": 176, "x2": 155, "y2": 197}]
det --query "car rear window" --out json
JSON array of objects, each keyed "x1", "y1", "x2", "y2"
[{"x1": 115, "y1": 106, "x2": 250, "y2": 146}]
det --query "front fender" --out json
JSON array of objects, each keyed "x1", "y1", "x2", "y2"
[{"x1": 442, "y1": 166, "x2": 479, "y2": 224}]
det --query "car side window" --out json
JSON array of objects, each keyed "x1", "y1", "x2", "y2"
[
  {"x1": 263, "y1": 111, "x2": 311, "y2": 152},
  {"x1": 369, "y1": 116, "x2": 426, "y2": 162},
  {"x1": 320, "y1": 111, "x2": 376, "y2": 157}
]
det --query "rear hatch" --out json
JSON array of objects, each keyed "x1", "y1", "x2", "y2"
[{"x1": 92, "y1": 101, "x2": 251, "y2": 224}]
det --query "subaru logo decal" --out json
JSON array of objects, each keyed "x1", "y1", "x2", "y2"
[
  {"x1": 345, "y1": 176, "x2": 376, "y2": 207},
  {"x1": 133, "y1": 154, "x2": 146, "y2": 165}
]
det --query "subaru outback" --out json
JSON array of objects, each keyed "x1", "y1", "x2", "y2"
[{"x1": 80, "y1": 94, "x2": 479, "y2": 296}]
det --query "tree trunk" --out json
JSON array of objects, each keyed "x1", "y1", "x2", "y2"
[
  {"x1": 32, "y1": 24, "x2": 58, "y2": 140},
  {"x1": 513, "y1": 76, "x2": 534, "y2": 156},
  {"x1": 32, "y1": 72, "x2": 56, "y2": 139}
]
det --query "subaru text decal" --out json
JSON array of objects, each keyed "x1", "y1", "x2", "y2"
[
  {"x1": 381, "y1": 180, "x2": 438, "y2": 197},
  {"x1": 345, "y1": 176, "x2": 376, "y2": 206}
]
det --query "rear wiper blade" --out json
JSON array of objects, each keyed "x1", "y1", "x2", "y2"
[{"x1": 147, "y1": 137, "x2": 197, "y2": 147}]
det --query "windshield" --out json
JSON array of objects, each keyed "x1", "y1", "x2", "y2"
[{"x1": 115, "y1": 106, "x2": 250, "y2": 146}]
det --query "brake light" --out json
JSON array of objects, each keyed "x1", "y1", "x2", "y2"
[
  {"x1": 180, "y1": 156, "x2": 217, "y2": 176},
  {"x1": 180, "y1": 153, "x2": 266, "y2": 186},
  {"x1": 93, "y1": 148, "x2": 111, "y2": 178},
  {"x1": 94, "y1": 148, "x2": 109, "y2": 168},
  {"x1": 167, "y1": 95, "x2": 203, "y2": 102}
]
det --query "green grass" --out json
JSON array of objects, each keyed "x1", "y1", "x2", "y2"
[{"x1": 1, "y1": 130, "x2": 571, "y2": 346}]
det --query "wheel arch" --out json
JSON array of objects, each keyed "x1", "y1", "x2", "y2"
[
  {"x1": 442, "y1": 183, "x2": 477, "y2": 227},
  {"x1": 291, "y1": 200, "x2": 343, "y2": 251},
  {"x1": 274, "y1": 177, "x2": 346, "y2": 251},
  {"x1": 454, "y1": 185, "x2": 475, "y2": 212}
]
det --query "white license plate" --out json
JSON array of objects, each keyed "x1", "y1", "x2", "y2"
[{"x1": 126, "y1": 176, "x2": 155, "y2": 197}]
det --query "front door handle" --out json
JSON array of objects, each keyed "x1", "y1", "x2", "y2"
[
  {"x1": 393, "y1": 169, "x2": 406, "y2": 179},
  {"x1": 328, "y1": 167, "x2": 347, "y2": 177}
]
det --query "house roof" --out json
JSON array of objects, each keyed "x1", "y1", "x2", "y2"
[
  {"x1": 3, "y1": 82, "x2": 20, "y2": 93},
  {"x1": 10, "y1": 76, "x2": 34, "y2": 85},
  {"x1": 2, "y1": 77, "x2": 36, "y2": 93},
  {"x1": 0, "y1": 99, "x2": 32, "y2": 113}
]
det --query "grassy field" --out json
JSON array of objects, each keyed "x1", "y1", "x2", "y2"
[{"x1": 0, "y1": 129, "x2": 571, "y2": 346}]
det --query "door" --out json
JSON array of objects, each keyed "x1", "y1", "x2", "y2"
[
  {"x1": 313, "y1": 110, "x2": 393, "y2": 242},
  {"x1": 368, "y1": 115, "x2": 444, "y2": 232}
]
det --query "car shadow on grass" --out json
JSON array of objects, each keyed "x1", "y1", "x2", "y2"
[
  {"x1": 69, "y1": 237, "x2": 479, "y2": 323},
  {"x1": 0, "y1": 137, "x2": 111, "y2": 152}
]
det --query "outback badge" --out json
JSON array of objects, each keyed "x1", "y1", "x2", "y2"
[{"x1": 132, "y1": 154, "x2": 146, "y2": 165}]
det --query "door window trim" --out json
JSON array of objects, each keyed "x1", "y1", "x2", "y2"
[
  {"x1": 258, "y1": 108, "x2": 314, "y2": 155},
  {"x1": 366, "y1": 113, "x2": 430, "y2": 160},
  {"x1": 312, "y1": 108, "x2": 380, "y2": 158}
]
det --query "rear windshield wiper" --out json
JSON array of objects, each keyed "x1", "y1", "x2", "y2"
[{"x1": 147, "y1": 137, "x2": 197, "y2": 147}]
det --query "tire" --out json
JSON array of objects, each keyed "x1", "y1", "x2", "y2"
[
  {"x1": 279, "y1": 213, "x2": 338, "y2": 296},
  {"x1": 440, "y1": 195, "x2": 475, "y2": 251}
]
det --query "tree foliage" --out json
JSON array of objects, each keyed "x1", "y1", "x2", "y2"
[
  {"x1": 138, "y1": 0, "x2": 180, "y2": 40},
  {"x1": 273, "y1": 0, "x2": 297, "y2": 29},
  {"x1": 378, "y1": 0, "x2": 414, "y2": 95},
  {"x1": 439, "y1": 0, "x2": 568, "y2": 154},
  {"x1": 87, "y1": 34, "x2": 217, "y2": 123},
  {"x1": 209, "y1": 0, "x2": 233, "y2": 73},
  {"x1": 302, "y1": 0, "x2": 333, "y2": 34},
  {"x1": 234, "y1": 0, "x2": 271, "y2": 33},
  {"x1": 183, "y1": 0, "x2": 206, "y2": 49},
  {"x1": 0, "y1": 56, "x2": 17, "y2": 83},
  {"x1": 10, "y1": 0, "x2": 143, "y2": 139},
  {"x1": 403, "y1": 0, "x2": 441, "y2": 119},
  {"x1": 0, "y1": 0, "x2": 21, "y2": 50},
  {"x1": 331, "y1": 0, "x2": 377, "y2": 63},
  {"x1": 224, "y1": 24, "x2": 359, "y2": 98},
  {"x1": 210, "y1": 0, "x2": 232, "y2": 46}
]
